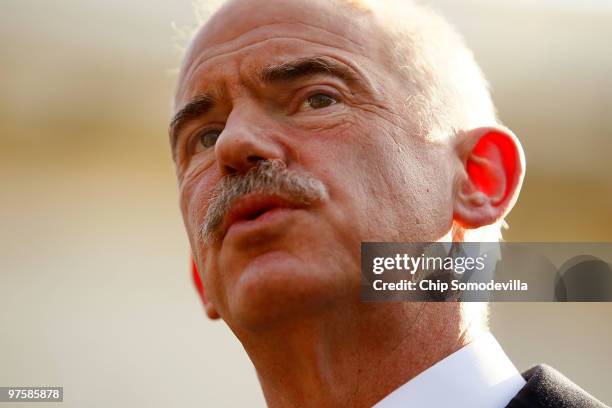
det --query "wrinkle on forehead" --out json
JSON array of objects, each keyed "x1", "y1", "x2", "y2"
[
  {"x1": 176, "y1": 0, "x2": 395, "y2": 102},
  {"x1": 187, "y1": 21, "x2": 368, "y2": 71},
  {"x1": 179, "y1": 23, "x2": 366, "y2": 97},
  {"x1": 176, "y1": 37, "x2": 383, "y2": 113}
]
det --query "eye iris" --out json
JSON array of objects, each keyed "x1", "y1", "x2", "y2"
[
  {"x1": 308, "y1": 94, "x2": 335, "y2": 109},
  {"x1": 200, "y1": 131, "x2": 220, "y2": 148}
]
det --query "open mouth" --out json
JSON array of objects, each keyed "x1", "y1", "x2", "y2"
[{"x1": 222, "y1": 193, "x2": 299, "y2": 237}]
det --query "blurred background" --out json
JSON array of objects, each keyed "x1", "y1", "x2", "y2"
[{"x1": 1, "y1": 0, "x2": 611, "y2": 406}]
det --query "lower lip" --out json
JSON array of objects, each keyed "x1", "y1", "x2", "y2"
[{"x1": 224, "y1": 207, "x2": 298, "y2": 240}]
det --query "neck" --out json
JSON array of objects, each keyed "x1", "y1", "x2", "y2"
[{"x1": 234, "y1": 302, "x2": 483, "y2": 408}]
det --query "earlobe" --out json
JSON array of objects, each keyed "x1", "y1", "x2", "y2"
[
  {"x1": 192, "y1": 257, "x2": 221, "y2": 320},
  {"x1": 453, "y1": 127, "x2": 525, "y2": 229}
]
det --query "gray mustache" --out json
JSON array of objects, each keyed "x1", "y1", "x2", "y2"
[{"x1": 200, "y1": 160, "x2": 329, "y2": 244}]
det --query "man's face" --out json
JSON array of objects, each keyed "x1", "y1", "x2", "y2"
[{"x1": 171, "y1": 0, "x2": 456, "y2": 329}]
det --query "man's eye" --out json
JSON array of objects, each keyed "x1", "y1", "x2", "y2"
[
  {"x1": 198, "y1": 129, "x2": 222, "y2": 149},
  {"x1": 301, "y1": 93, "x2": 338, "y2": 111}
]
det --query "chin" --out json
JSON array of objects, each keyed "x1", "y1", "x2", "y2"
[{"x1": 224, "y1": 249, "x2": 347, "y2": 331}]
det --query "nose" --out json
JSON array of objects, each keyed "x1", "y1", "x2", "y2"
[{"x1": 214, "y1": 107, "x2": 286, "y2": 175}]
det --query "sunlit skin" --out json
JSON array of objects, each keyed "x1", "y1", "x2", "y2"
[{"x1": 170, "y1": 0, "x2": 524, "y2": 406}]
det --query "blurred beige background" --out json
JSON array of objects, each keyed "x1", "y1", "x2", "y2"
[{"x1": 1, "y1": 0, "x2": 611, "y2": 406}]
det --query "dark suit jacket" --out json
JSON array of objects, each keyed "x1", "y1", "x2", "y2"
[{"x1": 506, "y1": 365, "x2": 608, "y2": 408}]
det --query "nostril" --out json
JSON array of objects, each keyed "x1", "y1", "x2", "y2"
[
  {"x1": 223, "y1": 165, "x2": 238, "y2": 175},
  {"x1": 247, "y1": 155, "x2": 265, "y2": 163}
]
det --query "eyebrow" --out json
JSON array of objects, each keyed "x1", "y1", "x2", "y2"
[
  {"x1": 258, "y1": 56, "x2": 357, "y2": 84},
  {"x1": 169, "y1": 56, "x2": 361, "y2": 155},
  {"x1": 169, "y1": 93, "x2": 215, "y2": 154}
]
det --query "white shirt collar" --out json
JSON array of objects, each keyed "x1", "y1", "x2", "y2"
[{"x1": 373, "y1": 333, "x2": 526, "y2": 408}]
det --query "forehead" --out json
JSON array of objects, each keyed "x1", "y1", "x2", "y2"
[{"x1": 175, "y1": 0, "x2": 394, "y2": 103}]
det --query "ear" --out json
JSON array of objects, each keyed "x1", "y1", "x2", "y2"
[
  {"x1": 453, "y1": 127, "x2": 525, "y2": 229},
  {"x1": 191, "y1": 257, "x2": 220, "y2": 320}
]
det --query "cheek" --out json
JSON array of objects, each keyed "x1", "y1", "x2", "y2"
[
  {"x1": 289, "y1": 123, "x2": 391, "y2": 243},
  {"x1": 179, "y1": 167, "x2": 231, "y2": 314},
  {"x1": 392, "y1": 144, "x2": 455, "y2": 239},
  {"x1": 178, "y1": 164, "x2": 219, "y2": 256},
  {"x1": 309, "y1": 121, "x2": 454, "y2": 241}
]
